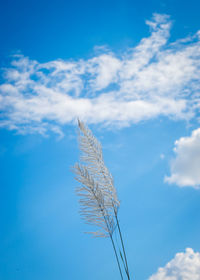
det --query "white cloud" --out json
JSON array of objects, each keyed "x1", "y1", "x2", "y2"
[
  {"x1": 88, "y1": 54, "x2": 122, "y2": 90},
  {"x1": 165, "y1": 128, "x2": 200, "y2": 188},
  {"x1": 0, "y1": 13, "x2": 200, "y2": 135},
  {"x1": 149, "y1": 248, "x2": 200, "y2": 280}
]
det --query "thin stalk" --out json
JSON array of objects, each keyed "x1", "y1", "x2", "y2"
[
  {"x1": 94, "y1": 193, "x2": 124, "y2": 280},
  {"x1": 110, "y1": 234, "x2": 124, "y2": 280},
  {"x1": 114, "y1": 208, "x2": 131, "y2": 280}
]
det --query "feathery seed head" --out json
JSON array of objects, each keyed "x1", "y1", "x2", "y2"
[{"x1": 73, "y1": 120, "x2": 120, "y2": 237}]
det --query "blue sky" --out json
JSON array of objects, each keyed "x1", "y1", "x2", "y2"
[{"x1": 1, "y1": 0, "x2": 200, "y2": 279}]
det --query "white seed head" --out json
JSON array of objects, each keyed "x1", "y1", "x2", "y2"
[{"x1": 73, "y1": 119, "x2": 120, "y2": 237}]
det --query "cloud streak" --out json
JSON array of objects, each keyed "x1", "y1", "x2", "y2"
[{"x1": 0, "y1": 13, "x2": 200, "y2": 135}]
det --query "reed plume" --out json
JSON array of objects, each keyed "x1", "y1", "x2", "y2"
[{"x1": 73, "y1": 119, "x2": 131, "y2": 280}]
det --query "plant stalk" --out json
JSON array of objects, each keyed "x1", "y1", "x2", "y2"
[
  {"x1": 110, "y1": 233, "x2": 124, "y2": 280},
  {"x1": 114, "y1": 208, "x2": 131, "y2": 280}
]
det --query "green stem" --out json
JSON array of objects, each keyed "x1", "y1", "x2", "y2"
[
  {"x1": 110, "y1": 233, "x2": 124, "y2": 280},
  {"x1": 93, "y1": 191, "x2": 124, "y2": 280},
  {"x1": 114, "y1": 208, "x2": 131, "y2": 280}
]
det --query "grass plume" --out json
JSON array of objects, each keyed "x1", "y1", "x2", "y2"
[{"x1": 73, "y1": 119, "x2": 131, "y2": 279}]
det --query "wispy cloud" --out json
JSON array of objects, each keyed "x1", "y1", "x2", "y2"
[
  {"x1": 0, "y1": 13, "x2": 200, "y2": 136},
  {"x1": 165, "y1": 128, "x2": 200, "y2": 188},
  {"x1": 149, "y1": 248, "x2": 200, "y2": 280}
]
